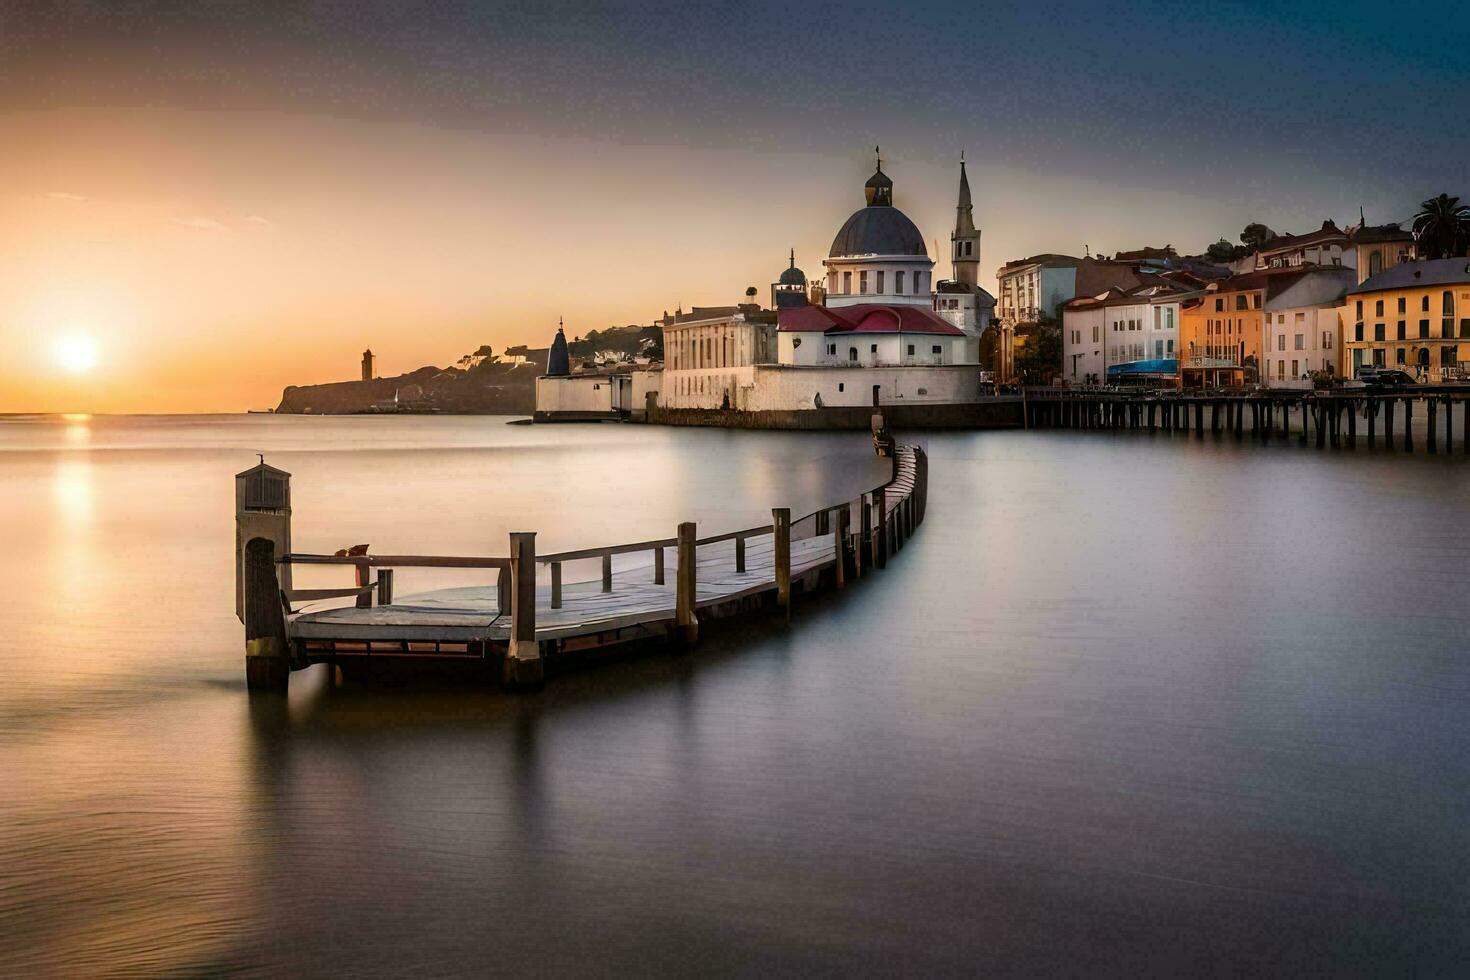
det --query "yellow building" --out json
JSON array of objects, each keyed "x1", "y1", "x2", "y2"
[
  {"x1": 1178, "y1": 271, "x2": 1280, "y2": 388},
  {"x1": 1341, "y1": 258, "x2": 1470, "y2": 381}
]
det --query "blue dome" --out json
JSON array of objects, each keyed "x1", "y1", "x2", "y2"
[{"x1": 829, "y1": 206, "x2": 927, "y2": 258}]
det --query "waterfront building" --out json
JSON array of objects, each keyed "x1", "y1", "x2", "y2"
[
  {"x1": 1177, "y1": 270, "x2": 1294, "y2": 388},
  {"x1": 995, "y1": 253, "x2": 1143, "y2": 382},
  {"x1": 659, "y1": 306, "x2": 777, "y2": 409},
  {"x1": 361, "y1": 348, "x2": 374, "y2": 381},
  {"x1": 1060, "y1": 277, "x2": 1199, "y2": 385},
  {"x1": 1262, "y1": 267, "x2": 1354, "y2": 384},
  {"x1": 1340, "y1": 257, "x2": 1470, "y2": 380},
  {"x1": 822, "y1": 151, "x2": 935, "y2": 309}
]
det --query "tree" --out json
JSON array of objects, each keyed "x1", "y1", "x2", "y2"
[
  {"x1": 1240, "y1": 223, "x2": 1277, "y2": 252},
  {"x1": 1014, "y1": 316, "x2": 1062, "y2": 384},
  {"x1": 1205, "y1": 238, "x2": 1238, "y2": 263},
  {"x1": 1412, "y1": 193, "x2": 1470, "y2": 260}
]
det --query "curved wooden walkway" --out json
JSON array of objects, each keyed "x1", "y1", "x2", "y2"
[{"x1": 239, "y1": 445, "x2": 927, "y2": 691}]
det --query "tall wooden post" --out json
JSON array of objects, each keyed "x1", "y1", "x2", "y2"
[
  {"x1": 1281, "y1": 400, "x2": 1291, "y2": 438},
  {"x1": 875, "y1": 488, "x2": 888, "y2": 569},
  {"x1": 1385, "y1": 399, "x2": 1395, "y2": 450},
  {"x1": 1347, "y1": 402, "x2": 1357, "y2": 448},
  {"x1": 1368, "y1": 400, "x2": 1377, "y2": 447},
  {"x1": 551, "y1": 562, "x2": 562, "y2": 608},
  {"x1": 675, "y1": 522, "x2": 698, "y2": 646},
  {"x1": 1444, "y1": 396, "x2": 1453, "y2": 453},
  {"x1": 1428, "y1": 397, "x2": 1438, "y2": 454},
  {"x1": 736, "y1": 535, "x2": 746, "y2": 574},
  {"x1": 497, "y1": 565, "x2": 511, "y2": 615},
  {"x1": 1301, "y1": 399, "x2": 1310, "y2": 443},
  {"x1": 858, "y1": 496, "x2": 871, "y2": 576},
  {"x1": 505, "y1": 532, "x2": 541, "y2": 689},
  {"x1": 834, "y1": 504, "x2": 848, "y2": 590},
  {"x1": 376, "y1": 568, "x2": 394, "y2": 606},
  {"x1": 1404, "y1": 398, "x2": 1414, "y2": 452},
  {"x1": 601, "y1": 553, "x2": 613, "y2": 592},
  {"x1": 773, "y1": 508, "x2": 792, "y2": 618},
  {"x1": 243, "y1": 537, "x2": 290, "y2": 693},
  {"x1": 654, "y1": 546, "x2": 665, "y2": 585}
]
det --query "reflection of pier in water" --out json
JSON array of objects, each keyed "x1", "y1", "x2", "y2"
[{"x1": 238, "y1": 445, "x2": 926, "y2": 692}]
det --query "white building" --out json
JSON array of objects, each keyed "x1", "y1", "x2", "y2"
[
  {"x1": 659, "y1": 306, "x2": 777, "y2": 409},
  {"x1": 1061, "y1": 278, "x2": 1199, "y2": 385},
  {"x1": 1262, "y1": 267, "x2": 1353, "y2": 384}
]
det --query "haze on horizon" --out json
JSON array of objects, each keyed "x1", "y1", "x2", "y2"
[{"x1": 2, "y1": 0, "x2": 1466, "y2": 413}]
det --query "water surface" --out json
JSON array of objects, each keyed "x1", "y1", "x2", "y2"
[{"x1": 2, "y1": 414, "x2": 1467, "y2": 976}]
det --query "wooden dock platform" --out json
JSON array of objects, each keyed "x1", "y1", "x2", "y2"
[{"x1": 237, "y1": 444, "x2": 927, "y2": 692}]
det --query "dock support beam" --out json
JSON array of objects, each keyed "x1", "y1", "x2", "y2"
[
  {"x1": 601, "y1": 553, "x2": 613, "y2": 592},
  {"x1": 736, "y1": 536, "x2": 746, "y2": 574},
  {"x1": 675, "y1": 522, "x2": 698, "y2": 647},
  {"x1": 773, "y1": 507, "x2": 792, "y2": 619},
  {"x1": 504, "y1": 531, "x2": 542, "y2": 690},
  {"x1": 654, "y1": 546, "x2": 665, "y2": 585},
  {"x1": 551, "y1": 561, "x2": 562, "y2": 608},
  {"x1": 834, "y1": 504, "x2": 848, "y2": 590},
  {"x1": 243, "y1": 537, "x2": 290, "y2": 693},
  {"x1": 875, "y1": 489, "x2": 888, "y2": 569}
]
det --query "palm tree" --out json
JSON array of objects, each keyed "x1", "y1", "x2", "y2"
[{"x1": 1411, "y1": 193, "x2": 1470, "y2": 259}]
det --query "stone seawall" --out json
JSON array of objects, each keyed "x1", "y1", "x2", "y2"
[{"x1": 646, "y1": 400, "x2": 1024, "y2": 430}]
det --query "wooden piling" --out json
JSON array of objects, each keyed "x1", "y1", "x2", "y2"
[
  {"x1": 376, "y1": 568, "x2": 394, "y2": 606},
  {"x1": 1428, "y1": 397, "x2": 1438, "y2": 454},
  {"x1": 676, "y1": 521, "x2": 698, "y2": 646},
  {"x1": 601, "y1": 553, "x2": 613, "y2": 592},
  {"x1": 243, "y1": 537, "x2": 290, "y2": 693},
  {"x1": 773, "y1": 508, "x2": 792, "y2": 618},
  {"x1": 875, "y1": 489, "x2": 888, "y2": 569},
  {"x1": 1347, "y1": 401, "x2": 1357, "y2": 448},
  {"x1": 858, "y1": 496, "x2": 871, "y2": 575},
  {"x1": 654, "y1": 547, "x2": 665, "y2": 585},
  {"x1": 1444, "y1": 397, "x2": 1453, "y2": 453},
  {"x1": 1368, "y1": 401, "x2": 1377, "y2": 447},
  {"x1": 1385, "y1": 400, "x2": 1395, "y2": 450},
  {"x1": 1404, "y1": 398, "x2": 1414, "y2": 452},
  {"x1": 551, "y1": 561, "x2": 562, "y2": 608},
  {"x1": 735, "y1": 535, "x2": 746, "y2": 573},
  {"x1": 504, "y1": 531, "x2": 542, "y2": 689}
]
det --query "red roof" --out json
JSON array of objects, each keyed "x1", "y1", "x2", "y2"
[{"x1": 777, "y1": 303, "x2": 966, "y2": 336}]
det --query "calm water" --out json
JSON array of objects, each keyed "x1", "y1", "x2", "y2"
[{"x1": 2, "y1": 414, "x2": 1468, "y2": 976}]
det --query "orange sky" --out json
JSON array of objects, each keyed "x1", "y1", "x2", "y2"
[{"x1": 0, "y1": 108, "x2": 1388, "y2": 413}]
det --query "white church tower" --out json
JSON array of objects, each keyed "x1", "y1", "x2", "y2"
[{"x1": 934, "y1": 156, "x2": 996, "y2": 362}]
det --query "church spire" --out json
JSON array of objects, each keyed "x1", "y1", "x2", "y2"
[{"x1": 951, "y1": 155, "x2": 980, "y2": 287}]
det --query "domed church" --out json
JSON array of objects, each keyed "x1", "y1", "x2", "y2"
[{"x1": 823, "y1": 149, "x2": 936, "y2": 309}]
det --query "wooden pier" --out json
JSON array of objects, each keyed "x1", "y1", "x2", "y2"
[
  {"x1": 1023, "y1": 386, "x2": 1470, "y2": 453},
  {"x1": 237, "y1": 444, "x2": 928, "y2": 692}
]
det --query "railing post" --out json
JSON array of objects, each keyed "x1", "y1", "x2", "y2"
[
  {"x1": 551, "y1": 561, "x2": 562, "y2": 609},
  {"x1": 773, "y1": 507, "x2": 791, "y2": 618},
  {"x1": 856, "y1": 497, "x2": 869, "y2": 577},
  {"x1": 497, "y1": 565, "x2": 511, "y2": 615},
  {"x1": 376, "y1": 568, "x2": 394, "y2": 606},
  {"x1": 654, "y1": 546, "x2": 665, "y2": 585},
  {"x1": 505, "y1": 532, "x2": 542, "y2": 690},
  {"x1": 243, "y1": 537, "x2": 290, "y2": 693},
  {"x1": 676, "y1": 522, "x2": 698, "y2": 647},
  {"x1": 355, "y1": 558, "x2": 372, "y2": 608},
  {"x1": 833, "y1": 505, "x2": 848, "y2": 589},
  {"x1": 601, "y1": 553, "x2": 613, "y2": 592},
  {"x1": 736, "y1": 535, "x2": 746, "y2": 574}
]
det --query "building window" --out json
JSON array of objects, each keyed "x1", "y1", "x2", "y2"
[
  {"x1": 1277, "y1": 335, "x2": 1286, "y2": 351},
  {"x1": 842, "y1": 271, "x2": 851, "y2": 293},
  {"x1": 1291, "y1": 359, "x2": 1299, "y2": 377},
  {"x1": 1420, "y1": 319, "x2": 1430, "y2": 338},
  {"x1": 1443, "y1": 319, "x2": 1455, "y2": 339},
  {"x1": 859, "y1": 271, "x2": 868, "y2": 294},
  {"x1": 1444, "y1": 290, "x2": 1455, "y2": 315},
  {"x1": 870, "y1": 344, "x2": 878, "y2": 354},
  {"x1": 1369, "y1": 252, "x2": 1383, "y2": 276},
  {"x1": 1373, "y1": 348, "x2": 1385, "y2": 367},
  {"x1": 932, "y1": 345, "x2": 942, "y2": 354},
  {"x1": 1234, "y1": 295, "x2": 1246, "y2": 311},
  {"x1": 965, "y1": 241, "x2": 972, "y2": 256},
  {"x1": 876, "y1": 271, "x2": 885, "y2": 294},
  {"x1": 1461, "y1": 318, "x2": 1470, "y2": 338},
  {"x1": 848, "y1": 347, "x2": 857, "y2": 361},
  {"x1": 827, "y1": 343, "x2": 836, "y2": 356},
  {"x1": 1167, "y1": 339, "x2": 1174, "y2": 354},
  {"x1": 1355, "y1": 322, "x2": 1364, "y2": 342},
  {"x1": 896, "y1": 271, "x2": 905, "y2": 294},
  {"x1": 1215, "y1": 298, "x2": 1224, "y2": 312},
  {"x1": 1295, "y1": 333, "x2": 1305, "y2": 350},
  {"x1": 1396, "y1": 321, "x2": 1406, "y2": 340},
  {"x1": 838, "y1": 383, "x2": 844, "y2": 392},
  {"x1": 1375, "y1": 299, "x2": 1384, "y2": 316},
  {"x1": 1323, "y1": 331, "x2": 1332, "y2": 349},
  {"x1": 1355, "y1": 300, "x2": 1363, "y2": 319},
  {"x1": 1374, "y1": 323, "x2": 1385, "y2": 341},
  {"x1": 1398, "y1": 297, "x2": 1407, "y2": 314},
  {"x1": 1395, "y1": 348, "x2": 1405, "y2": 364},
  {"x1": 1253, "y1": 294, "x2": 1261, "y2": 309},
  {"x1": 906, "y1": 344, "x2": 915, "y2": 356},
  {"x1": 1422, "y1": 295, "x2": 1430, "y2": 312},
  {"x1": 1444, "y1": 345, "x2": 1459, "y2": 366}
]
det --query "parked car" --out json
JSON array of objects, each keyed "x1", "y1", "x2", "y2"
[{"x1": 1358, "y1": 367, "x2": 1417, "y2": 387}]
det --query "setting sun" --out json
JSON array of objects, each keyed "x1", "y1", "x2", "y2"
[{"x1": 53, "y1": 334, "x2": 100, "y2": 374}]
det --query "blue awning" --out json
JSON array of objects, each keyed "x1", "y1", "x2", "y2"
[{"x1": 1106, "y1": 358, "x2": 1177, "y2": 376}]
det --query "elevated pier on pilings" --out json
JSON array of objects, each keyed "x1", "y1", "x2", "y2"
[{"x1": 1022, "y1": 386, "x2": 1470, "y2": 454}]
